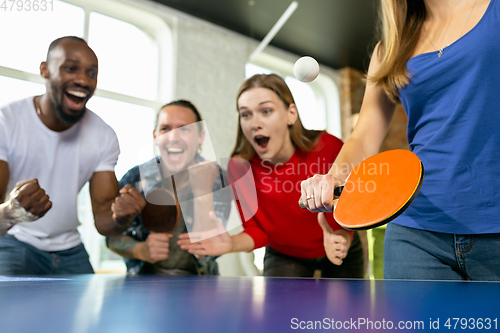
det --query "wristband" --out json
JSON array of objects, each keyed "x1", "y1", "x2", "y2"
[{"x1": 0, "y1": 190, "x2": 39, "y2": 236}]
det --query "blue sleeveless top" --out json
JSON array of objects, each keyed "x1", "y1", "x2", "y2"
[{"x1": 396, "y1": 0, "x2": 500, "y2": 234}]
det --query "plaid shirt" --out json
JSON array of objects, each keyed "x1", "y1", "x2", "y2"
[{"x1": 106, "y1": 155, "x2": 231, "y2": 275}]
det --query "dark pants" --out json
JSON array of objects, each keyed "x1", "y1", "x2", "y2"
[
  {"x1": 263, "y1": 231, "x2": 364, "y2": 278},
  {"x1": 0, "y1": 235, "x2": 94, "y2": 275}
]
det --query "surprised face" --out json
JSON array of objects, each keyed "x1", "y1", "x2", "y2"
[{"x1": 238, "y1": 87, "x2": 297, "y2": 165}]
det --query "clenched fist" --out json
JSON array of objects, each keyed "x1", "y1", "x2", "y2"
[
  {"x1": 318, "y1": 213, "x2": 350, "y2": 266},
  {"x1": 111, "y1": 184, "x2": 147, "y2": 227},
  {"x1": 0, "y1": 179, "x2": 52, "y2": 236},
  {"x1": 188, "y1": 161, "x2": 220, "y2": 197},
  {"x1": 134, "y1": 233, "x2": 173, "y2": 263},
  {"x1": 11, "y1": 178, "x2": 52, "y2": 218}
]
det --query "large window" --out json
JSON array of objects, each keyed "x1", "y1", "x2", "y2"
[{"x1": 0, "y1": 0, "x2": 170, "y2": 272}]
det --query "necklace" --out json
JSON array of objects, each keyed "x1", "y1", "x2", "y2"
[
  {"x1": 35, "y1": 97, "x2": 41, "y2": 115},
  {"x1": 423, "y1": 0, "x2": 478, "y2": 57}
]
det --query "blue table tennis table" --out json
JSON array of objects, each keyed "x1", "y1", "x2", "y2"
[{"x1": 1, "y1": 274, "x2": 499, "y2": 332}]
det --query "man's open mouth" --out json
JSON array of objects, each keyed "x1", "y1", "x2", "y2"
[
  {"x1": 167, "y1": 147, "x2": 184, "y2": 154},
  {"x1": 65, "y1": 89, "x2": 88, "y2": 109}
]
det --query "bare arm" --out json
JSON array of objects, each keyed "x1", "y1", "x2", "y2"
[
  {"x1": 191, "y1": 193, "x2": 213, "y2": 260},
  {"x1": 356, "y1": 230, "x2": 370, "y2": 277},
  {"x1": 0, "y1": 160, "x2": 9, "y2": 204},
  {"x1": 189, "y1": 161, "x2": 225, "y2": 258},
  {"x1": 190, "y1": 162, "x2": 217, "y2": 235},
  {"x1": 90, "y1": 171, "x2": 145, "y2": 237},
  {"x1": 332, "y1": 43, "x2": 396, "y2": 179},
  {"x1": 107, "y1": 235, "x2": 138, "y2": 259},
  {"x1": 89, "y1": 171, "x2": 120, "y2": 236},
  {"x1": 301, "y1": 43, "x2": 397, "y2": 212},
  {"x1": 230, "y1": 232, "x2": 255, "y2": 253},
  {"x1": 107, "y1": 233, "x2": 172, "y2": 263}
]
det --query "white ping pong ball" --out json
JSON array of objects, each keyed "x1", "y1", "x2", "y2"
[{"x1": 293, "y1": 56, "x2": 320, "y2": 82}]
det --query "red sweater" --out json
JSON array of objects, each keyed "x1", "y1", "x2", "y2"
[{"x1": 228, "y1": 133, "x2": 352, "y2": 259}]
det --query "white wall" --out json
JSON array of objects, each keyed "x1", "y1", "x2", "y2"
[{"x1": 174, "y1": 19, "x2": 247, "y2": 160}]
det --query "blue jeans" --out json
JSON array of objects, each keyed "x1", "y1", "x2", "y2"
[
  {"x1": 384, "y1": 223, "x2": 500, "y2": 281},
  {"x1": 0, "y1": 235, "x2": 94, "y2": 275}
]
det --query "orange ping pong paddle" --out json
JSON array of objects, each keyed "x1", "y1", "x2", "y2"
[{"x1": 299, "y1": 149, "x2": 424, "y2": 230}]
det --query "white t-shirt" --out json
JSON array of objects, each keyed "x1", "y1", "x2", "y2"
[{"x1": 0, "y1": 96, "x2": 120, "y2": 251}]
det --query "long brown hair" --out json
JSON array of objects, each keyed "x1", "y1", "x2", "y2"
[
  {"x1": 369, "y1": 0, "x2": 426, "y2": 101},
  {"x1": 231, "y1": 74, "x2": 324, "y2": 161}
]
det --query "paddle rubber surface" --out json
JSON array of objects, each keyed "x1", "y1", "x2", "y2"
[{"x1": 334, "y1": 149, "x2": 424, "y2": 230}]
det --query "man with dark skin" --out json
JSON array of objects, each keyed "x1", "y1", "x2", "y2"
[{"x1": 0, "y1": 36, "x2": 144, "y2": 275}]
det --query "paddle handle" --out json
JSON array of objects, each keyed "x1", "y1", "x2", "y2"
[
  {"x1": 298, "y1": 186, "x2": 344, "y2": 209},
  {"x1": 334, "y1": 186, "x2": 343, "y2": 197}
]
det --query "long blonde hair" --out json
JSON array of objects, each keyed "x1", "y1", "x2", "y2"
[
  {"x1": 231, "y1": 74, "x2": 324, "y2": 161},
  {"x1": 369, "y1": 0, "x2": 426, "y2": 101}
]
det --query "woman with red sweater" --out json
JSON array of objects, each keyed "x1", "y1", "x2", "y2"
[{"x1": 179, "y1": 74, "x2": 364, "y2": 278}]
